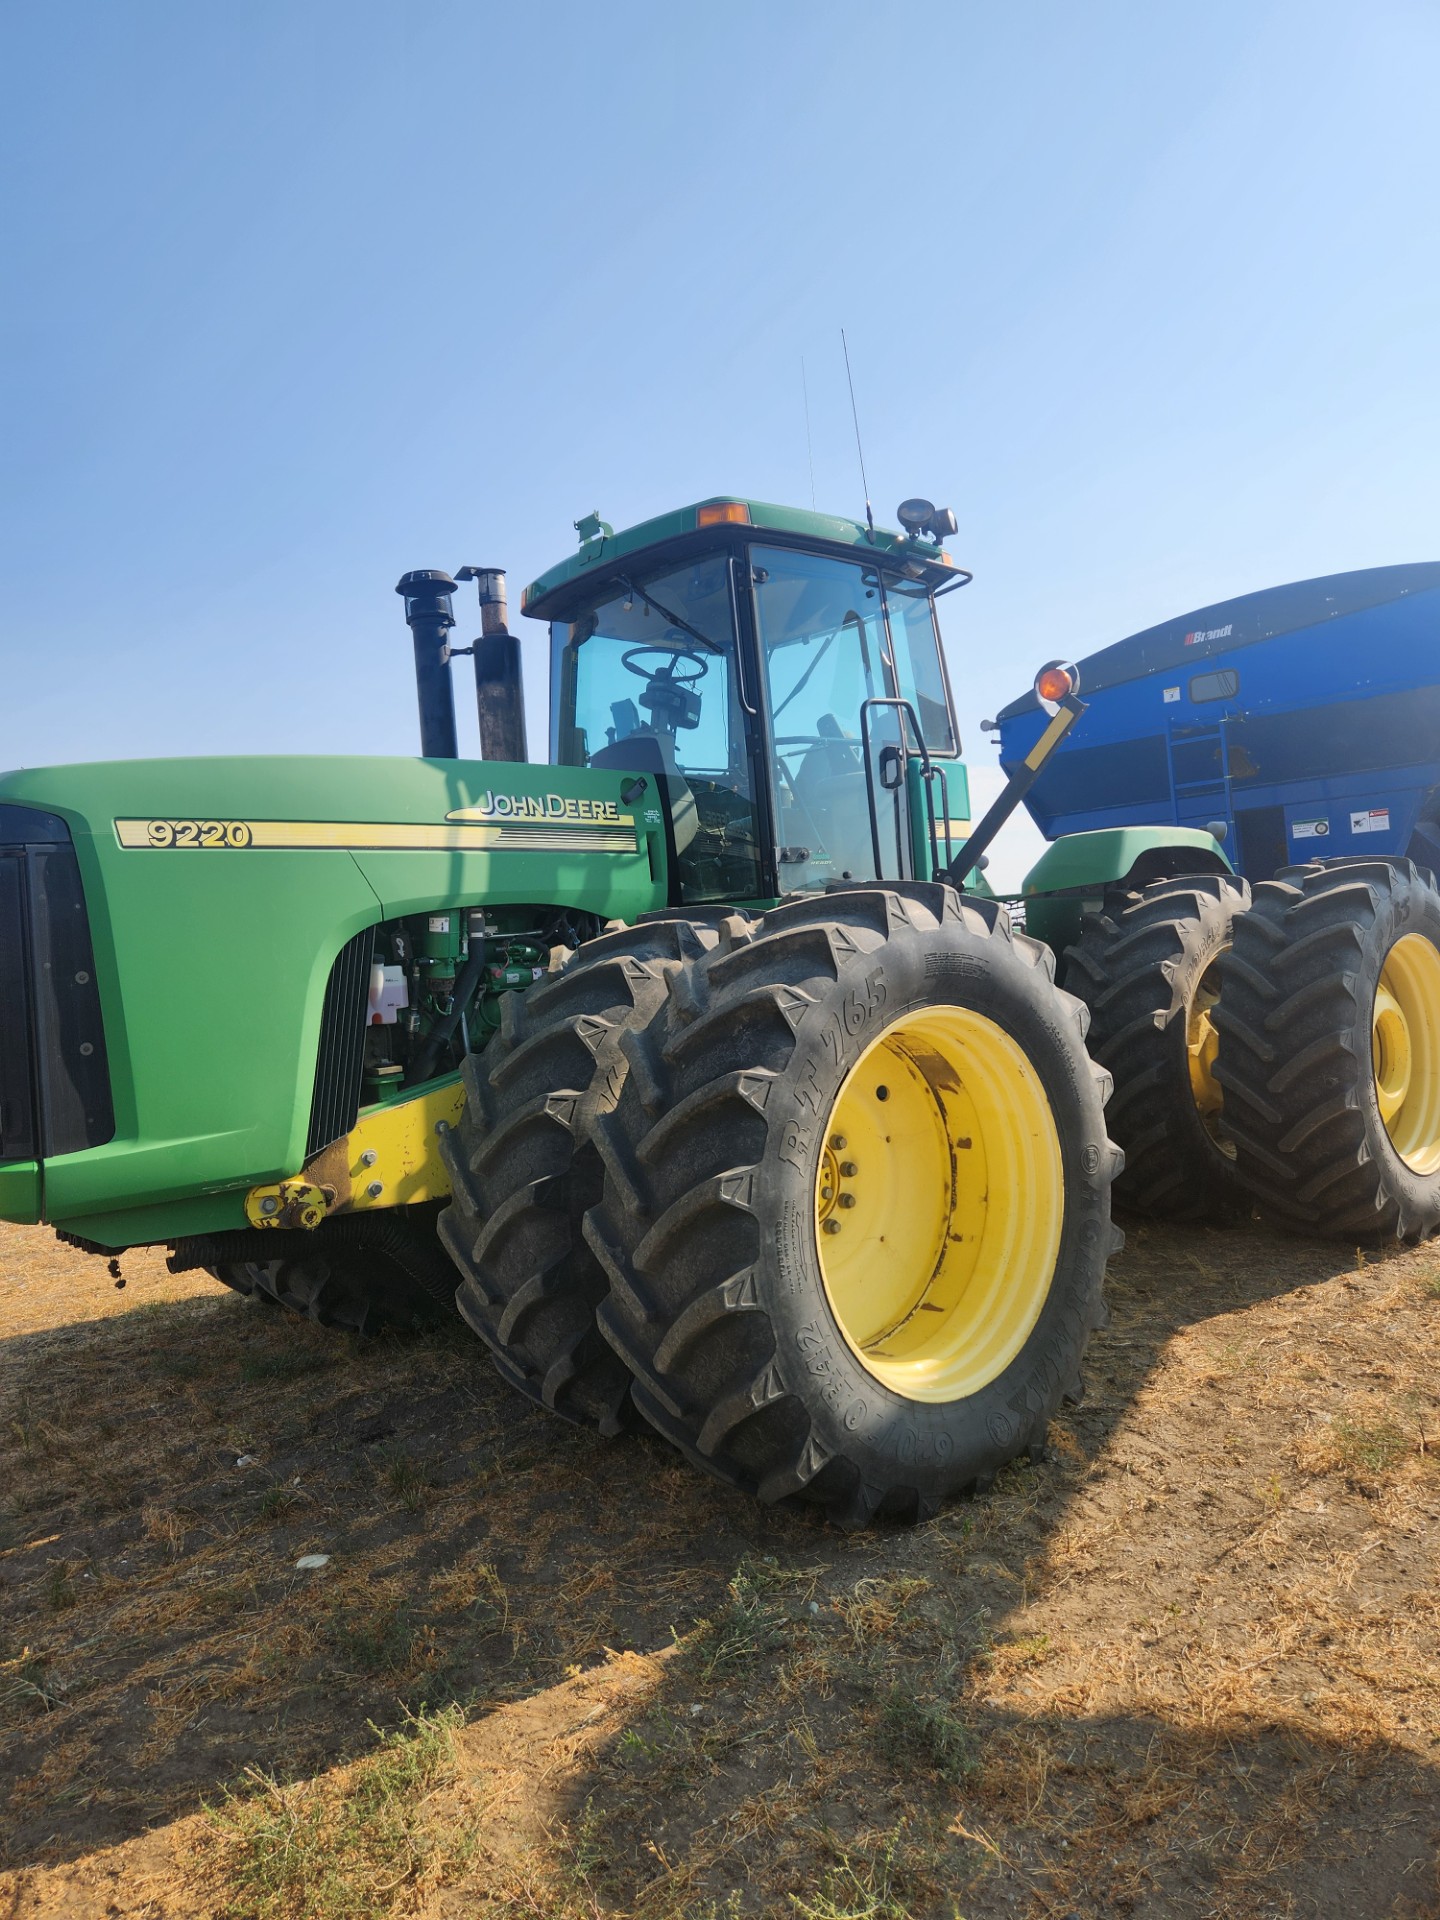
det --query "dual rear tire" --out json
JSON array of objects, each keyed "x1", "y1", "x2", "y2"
[
  {"x1": 1061, "y1": 859, "x2": 1440, "y2": 1241},
  {"x1": 436, "y1": 914, "x2": 741, "y2": 1433},
  {"x1": 1064, "y1": 874, "x2": 1250, "y2": 1223},
  {"x1": 1216, "y1": 858, "x2": 1440, "y2": 1239},
  {"x1": 441, "y1": 884, "x2": 1123, "y2": 1522}
]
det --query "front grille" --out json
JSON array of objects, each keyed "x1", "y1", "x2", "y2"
[
  {"x1": 306, "y1": 928, "x2": 373, "y2": 1157},
  {"x1": 0, "y1": 852, "x2": 37, "y2": 1161},
  {"x1": 0, "y1": 808, "x2": 114, "y2": 1161}
]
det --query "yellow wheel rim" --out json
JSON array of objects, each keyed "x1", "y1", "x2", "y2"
[
  {"x1": 1186, "y1": 953, "x2": 1236, "y2": 1159},
  {"x1": 814, "y1": 1006, "x2": 1064, "y2": 1405},
  {"x1": 1373, "y1": 934, "x2": 1440, "y2": 1173}
]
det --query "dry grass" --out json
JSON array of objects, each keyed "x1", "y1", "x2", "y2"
[
  {"x1": 1, "y1": 1218, "x2": 1439, "y2": 1917},
  {"x1": 204, "y1": 1704, "x2": 473, "y2": 1918}
]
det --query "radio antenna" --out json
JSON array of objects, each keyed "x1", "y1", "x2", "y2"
[
  {"x1": 841, "y1": 328, "x2": 875, "y2": 538},
  {"x1": 801, "y1": 354, "x2": 817, "y2": 510}
]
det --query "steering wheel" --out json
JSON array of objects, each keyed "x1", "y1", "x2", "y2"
[{"x1": 622, "y1": 645, "x2": 709, "y2": 686}]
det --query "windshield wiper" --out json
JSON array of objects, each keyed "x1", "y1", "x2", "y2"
[{"x1": 617, "y1": 576, "x2": 725, "y2": 656}]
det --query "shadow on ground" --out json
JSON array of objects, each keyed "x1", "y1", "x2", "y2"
[{"x1": 2, "y1": 1219, "x2": 1438, "y2": 1916}]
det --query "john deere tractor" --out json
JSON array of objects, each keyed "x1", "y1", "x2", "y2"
[{"x1": 2, "y1": 495, "x2": 1252, "y2": 1523}]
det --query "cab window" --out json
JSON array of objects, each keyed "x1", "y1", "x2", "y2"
[
  {"x1": 883, "y1": 576, "x2": 958, "y2": 754},
  {"x1": 550, "y1": 555, "x2": 764, "y2": 904}
]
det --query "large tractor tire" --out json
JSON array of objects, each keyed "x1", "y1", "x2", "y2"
[
  {"x1": 1214, "y1": 858, "x2": 1440, "y2": 1238},
  {"x1": 1063, "y1": 873, "x2": 1250, "y2": 1222},
  {"x1": 438, "y1": 915, "x2": 742, "y2": 1434},
  {"x1": 201, "y1": 1205, "x2": 457, "y2": 1335},
  {"x1": 584, "y1": 884, "x2": 1122, "y2": 1527}
]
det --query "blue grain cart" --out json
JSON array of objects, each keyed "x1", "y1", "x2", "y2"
[
  {"x1": 995, "y1": 562, "x2": 1440, "y2": 880},
  {"x1": 992, "y1": 562, "x2": 1440, "y2": 1237}
]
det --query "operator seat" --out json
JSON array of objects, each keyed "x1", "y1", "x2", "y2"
[{"x1": 791, "y1": 713, "x2": 871, "y2": 876}]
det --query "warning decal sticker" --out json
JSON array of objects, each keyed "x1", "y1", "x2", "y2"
[
  {"x1": 1292, "y1": 818, "x2": 1330, "y2": 840},
  {"x1": 1350, "y1": 808, "x2": 1391, "y2": 836}
]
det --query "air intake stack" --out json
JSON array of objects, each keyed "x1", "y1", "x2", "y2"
[{"x1": 395, "y1": 570, "x2": 460, "y2": 759}]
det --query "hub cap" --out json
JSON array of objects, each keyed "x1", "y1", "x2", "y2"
[
  {"x1": 1186, "y1": 954, "x2": 1236, "y2": 1159},
  {"x1": 814, "y1": 1006, "x2": 1064, "y2": 1404},
  {"x1": 1373, "y1": 934, "x2": 1440, "y2": 1174}
]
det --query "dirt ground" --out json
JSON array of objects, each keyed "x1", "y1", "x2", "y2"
[{"x1": 1, "y1": 1214, "x2": 1438, "y2": 1919}]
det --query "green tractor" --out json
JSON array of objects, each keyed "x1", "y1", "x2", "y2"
[{"x1": 0, "y1": 496, "x2": 1230, "y2": 1523}]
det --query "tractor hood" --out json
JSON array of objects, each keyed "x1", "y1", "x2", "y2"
[{"x1": 0, "y1": 754, "x2": 665, "y2": 1246}]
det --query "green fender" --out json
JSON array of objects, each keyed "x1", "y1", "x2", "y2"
[{"x1": 1020, "y1": 826, "x2": 1232, "y2": 959}]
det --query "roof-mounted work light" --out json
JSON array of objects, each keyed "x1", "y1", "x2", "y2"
[{"x1": 896, "y1": 498, "x2": 959, "y2": 543}]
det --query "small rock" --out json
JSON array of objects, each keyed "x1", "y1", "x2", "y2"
[
  {"x1": 807, "y1": 1601, "x2": 820, "y2": 1616},
  {"x1": 235, "y1": 1455, "x2": 258, "y2": 1469},
  {"x1": 295, "y1": 1553, "x2": 331, "y2": 1572}
]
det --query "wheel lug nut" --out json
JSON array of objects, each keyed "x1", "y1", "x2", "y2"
[
  {"x1": 823, "y1": 1219, "x2": 842, "y2": 1235},
  {"x1": 838, "y1": 1193, "x2": 857, "y2": 1209},
  {"x1": 829, "y1": 1134, "x2": 846, "y2": 1151},
  {"x1": 840, "y1": 1161, "x2": 858, "y2": 1178}
]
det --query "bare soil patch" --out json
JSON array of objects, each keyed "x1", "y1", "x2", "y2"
[{"x1": 1, "y1": 1217, "x2": 1437, "y2": 1917}]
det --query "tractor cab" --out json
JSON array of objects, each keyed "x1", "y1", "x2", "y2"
[{"x1": 527, "y1": 498, "x2": 969, "y2": 908}]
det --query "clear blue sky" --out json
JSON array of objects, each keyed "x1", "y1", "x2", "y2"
[{"x1": 4, "y1": 0, "x2": 1437, "y2": 886}]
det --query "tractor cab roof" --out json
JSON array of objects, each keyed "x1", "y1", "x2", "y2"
[{"x1": 521, "y1": 497, "x2": 964, "y2": 623}]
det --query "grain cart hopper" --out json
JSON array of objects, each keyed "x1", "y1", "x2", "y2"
[
  {"x1": 1, "y1": 495, "x2": 1229, "y2": 1523},
  {"x1": 995, "y1": 563, "x2": 1440, "y2": 1238}
]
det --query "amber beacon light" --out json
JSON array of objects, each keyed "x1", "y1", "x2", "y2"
[
  {"x1": 1034, "y1": 661, "x2": 1080, "y2": 714},
  {"x1": 695, "y1": 501, "x2": 752, "y2": 528}
]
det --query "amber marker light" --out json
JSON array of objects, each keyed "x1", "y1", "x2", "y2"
[
  {"x1": 1034, "y1": 660, "x2": 1080, "y2": 716},
  {"x1": 696, "y1": 501, "x2": 751, "y2": 528}
]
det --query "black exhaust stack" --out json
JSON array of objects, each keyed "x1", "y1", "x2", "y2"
[
  {"x1": 396, "y1": 570, "x2": 460, "y2": 759},
  {"x1": 397, "y1": 564, "x2": 528, "y2": 762},
  {"x1": 457, "y1": 566, "x2": 528, "y2": 764}
]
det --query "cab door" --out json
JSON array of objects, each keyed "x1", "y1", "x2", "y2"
[{"x1": 750, "y1": 545, "x2": 932, "y2": 888}]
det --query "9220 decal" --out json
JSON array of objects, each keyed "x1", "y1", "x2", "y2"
[{"x1": 136, "y1": 819, "x2": 254, "y2": 848}]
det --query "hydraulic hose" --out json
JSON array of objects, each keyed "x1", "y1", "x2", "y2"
[{"x1": 408, "y1": 937, "x2": 488, "y2": 1085}]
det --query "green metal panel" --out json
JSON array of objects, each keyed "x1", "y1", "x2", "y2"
[
  {"x1": 901, "y1": 756, "x2": 978, "y2": 883},
  {"x1": 524, "y1": 498, "x2": 961, "y2": 616},
  {"x1": 946, "y1": 761, "x2": 971, "y2": 826},
  {"x1": 0, "y1": 755, "x2": 667, "y2": 1246},
  {"x1": 1019, "y1": 825, "x2": 1231, "y2": 964},
  {"x1": 1022, "y1": 893, "x2": 1086, "y2": 957},
  {"x1": 1021, "y1": 826, "x2": 1231, "y2": 898},
  {"x1": 0, "y1": 1162, "x2": 40, "y2": 1223}
]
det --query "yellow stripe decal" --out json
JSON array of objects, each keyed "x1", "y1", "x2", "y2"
[
  {"x1": 115, "y1": 817, "x2": 637, "y2": 853},
  {"x1": 1023, "y1": 706, "x2": 1078, "y2": 771}
]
